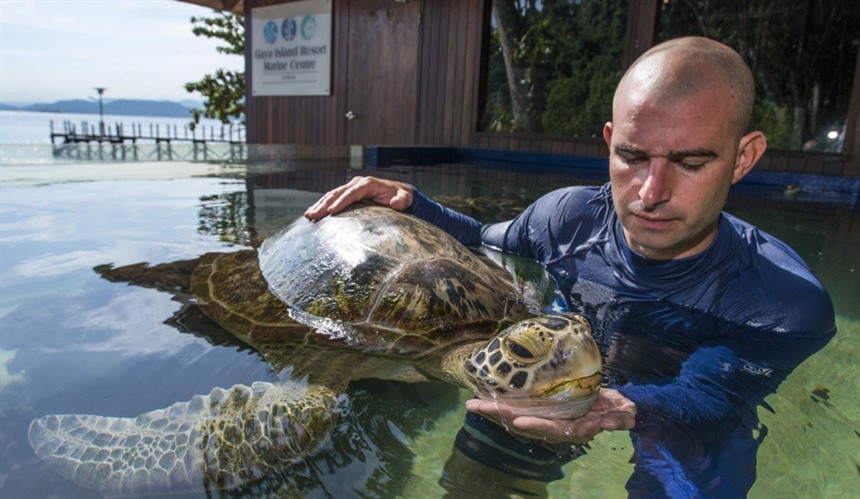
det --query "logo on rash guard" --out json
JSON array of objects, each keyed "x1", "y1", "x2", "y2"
[{"x1": 741, "y1": 361, "x2": 773, "y2": 377}]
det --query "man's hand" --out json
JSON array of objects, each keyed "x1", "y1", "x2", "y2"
[
  {"x1": 465, "y1": 388, "x2": 636, "y2": 445},
  {"x1": 305, "y1": 176, "x2": 413, "y2": 221}
]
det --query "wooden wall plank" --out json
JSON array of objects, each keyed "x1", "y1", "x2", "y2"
[
  {"x1": 243, "y1": 0, "x2": 856, "y2": 176},
  {"x1": 333, "y1": 1, "x2": 349, "y2": 144},
  {"x1": 442, "y1": 1, "x2": 462, "y2": 145},
  {"x1": 458, "y1": 1, "x2": 479, "y2": 146},
  {"x1": 431, "y1": 0, "x2": 450, "y2": 145}
]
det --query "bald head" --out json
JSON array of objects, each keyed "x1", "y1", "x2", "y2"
[{"x1": 615, "y1": 37, "x2": 755, "y2": 139}]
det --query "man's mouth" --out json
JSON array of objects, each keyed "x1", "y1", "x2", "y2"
[{"x1": 631, "y1": 211, "x2": 676, "y2": 227}]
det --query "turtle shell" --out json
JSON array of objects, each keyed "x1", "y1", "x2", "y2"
[{"x1": 258, "y1": 205, "x2": 530, "y2": 357}]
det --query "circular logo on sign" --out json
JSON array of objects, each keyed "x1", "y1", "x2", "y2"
[
  {"x1": 281, "y1": 18, "x2": 297, "y2": 42},
  {"x1": 301, "y1": 16, "x2": 316, "y2": 40},
  {"x1": 263, "y1": 20, "x2": 278, "y2": 44}
]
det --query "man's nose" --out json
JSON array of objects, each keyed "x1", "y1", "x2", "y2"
[{"x1": 639, "y1": 160, "x2": 672, "y2": 208}]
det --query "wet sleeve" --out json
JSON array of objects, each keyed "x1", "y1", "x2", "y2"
[
  {"x1": 480, "y1": 187, "x2": 599, "y2": 259},
  {"x1": 619, "y1": 324, "x2": 834, "y2": 431},
  {"x1": 620, "y1": 239, "x2": 836, "y2": 427},
  {"x1": 615, "y1": 249, "x2": 835, "y2": 496},
  {"x1": 410, "y1": 186, "x2": 601, "y2": 258},
  {"x1": 618, "y1": 317, "x2": 834, "y2": 496},
  {"x1": 619, "y1": 344, "x2": 774, "y2": 427},
  {"x1": 407, "y1": 188, "x2": 483, "y2": 246}
]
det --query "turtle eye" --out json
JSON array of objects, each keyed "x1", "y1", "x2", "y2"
[{"x1": 506, "y1": 340, "x2": 536, "y2": 362}]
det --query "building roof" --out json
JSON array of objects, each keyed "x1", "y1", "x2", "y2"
[{"x1": 179, "y1": 0, "x2": 244, "y2": 14}]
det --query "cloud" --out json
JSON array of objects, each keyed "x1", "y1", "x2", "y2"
[{"x1": 0, "y1": 0, "x2": 244, "y2": 103}]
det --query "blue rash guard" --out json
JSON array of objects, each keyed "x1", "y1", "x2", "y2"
[{"x1": 408, "y1": 183, "x2": 835, "y2": 498}]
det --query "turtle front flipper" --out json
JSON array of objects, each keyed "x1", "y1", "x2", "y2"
[{"x1": 28, "y1": 381, "x2": 343, "y2": 496}]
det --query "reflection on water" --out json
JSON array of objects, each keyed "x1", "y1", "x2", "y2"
[
  {"x1": 0, "y1": 143, "x2": 246, "y2": 166},
  {"x1": 0, "y1": 161, "x2": 857, "y2": 497}
]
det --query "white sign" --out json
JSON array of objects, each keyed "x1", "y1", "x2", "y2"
[{"x1": 251, "y1": 0, "x2": 332, "y2": 96}]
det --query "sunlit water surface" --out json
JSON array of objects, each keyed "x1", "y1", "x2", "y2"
[{"x1": 0, "y1": 160, "x2": 857, "y2": 498}]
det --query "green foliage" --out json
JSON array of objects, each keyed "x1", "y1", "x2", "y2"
[
  {"x1": 753, "y1": 100, "x2": 792, "y2": 150},
  {"x1": 483, "y1": 31, "x2": 515, "y2": 132},
  {"x1": 657, "y1": 0, "x2": 859, "y2": 150},
  {"x1": 543, "y1": 67, "x2": 620, "y2": 138},
  {"x1": 184, "y1": 13, "x2": 245, "y2": 128},
  {"x1": 485, "y1": 0, "x2": 858, "y2": 151},
  {"x1": 483, "y1": 0, "x2": 628, "y2": 136}
]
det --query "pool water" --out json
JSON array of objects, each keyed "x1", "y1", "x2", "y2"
[{"x1": 0, "y1": 160, "x2": 857, "y2": 498}]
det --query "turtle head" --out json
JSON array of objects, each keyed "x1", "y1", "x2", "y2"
[{"x1": 463, "y1": 313, "x2": 602, "y2": 419}]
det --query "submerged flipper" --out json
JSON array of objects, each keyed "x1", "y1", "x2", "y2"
[{"x1": 29, "y1": 381, "x2": 342, "y2": 496}]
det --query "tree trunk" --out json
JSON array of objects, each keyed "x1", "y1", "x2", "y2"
[{"x1": 492, "y1": 0, "x2": 540, "y2": 131}]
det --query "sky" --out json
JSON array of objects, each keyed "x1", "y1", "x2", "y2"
[{"x1": 0, "y1": 0, "x2": 244, "y2": 105}]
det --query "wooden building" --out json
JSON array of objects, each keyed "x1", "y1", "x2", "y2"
[{"x1": 184, "y1": 0, "x2": 860, "y2": 178}]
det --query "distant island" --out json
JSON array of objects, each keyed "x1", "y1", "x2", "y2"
[{"x1": 0, "y1": 99, "x2": 203, "y2": 118}]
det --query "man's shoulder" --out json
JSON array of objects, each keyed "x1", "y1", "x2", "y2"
[
  {"x1": 722, "y1": 213, "x2": 815, "y2": 279},
  {"x1": 721, "y1": 213, "x2": 834, "y2": 335},
  {"x1": 533, "y1": 183, "x2": 612, "y2": 216}
]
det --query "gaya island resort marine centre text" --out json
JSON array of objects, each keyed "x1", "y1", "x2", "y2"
[{"x1": 255, "y1": 44, "x2": 328, "y2": 72}]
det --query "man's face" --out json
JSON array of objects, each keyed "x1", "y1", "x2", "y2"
[{"x1": 604, "y1": 85, "x2": 745, "y2": 261}]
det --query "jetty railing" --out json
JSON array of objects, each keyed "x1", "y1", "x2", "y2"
[{"x1": 49, "y1": 119, "x2": 246, "y2": 162}]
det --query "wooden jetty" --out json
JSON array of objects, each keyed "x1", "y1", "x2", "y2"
[
  {"x1": 50, "y1": 119, "x2": 245, "y2": 145},
  {"x1": 49, "y1": 119, "x2": 246, "y2": 162}
]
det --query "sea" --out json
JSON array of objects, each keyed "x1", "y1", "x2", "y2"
[
  {"x1": 0, "y1": 110, "x2": 244, "y2": 165},
  {"x1": 0, "y1": 109, "x2": 238, "y2": 145}
]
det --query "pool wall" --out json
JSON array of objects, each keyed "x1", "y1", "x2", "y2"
[{"x1": 365, "y1": 146, "x2": 860, "y2": 208}]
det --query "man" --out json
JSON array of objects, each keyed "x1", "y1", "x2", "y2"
[{"x1": 305, "y1": 37, "x2": 835, "y2": 496}]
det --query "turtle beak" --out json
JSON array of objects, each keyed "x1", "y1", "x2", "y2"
[{"x1": 542, "y1": 371, "x2": 602, "y2": 397}]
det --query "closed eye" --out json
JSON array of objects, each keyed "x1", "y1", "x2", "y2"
[
  {"x1": 668, "y1": 150, "x2": 717, "y2": 171},
  {"x1": 615, "y1": 149, "x2": 647, "y2": 165},
  {"x1": 507, "y1": 341, "x2": 535, "y2": 360},
  {"x1": 621, "y1": 156, "x2": 647, "y2": 165},
  {"x1": 614, "y1": 145, "x2": 716, "y2": 172},
  {"x1": 675, "y1": 159, "x2": 707, "y2": 171},
  {"x1": 613, "y1": 145, "x2": 646, "y2": 162}
]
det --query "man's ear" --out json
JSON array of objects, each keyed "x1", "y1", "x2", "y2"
[
  {"x1": 732, "y1": 131, "x2": 767, "y2": 184},
  {"x1": 603, "y1": 122, "x2": 613, "y2": 148}
]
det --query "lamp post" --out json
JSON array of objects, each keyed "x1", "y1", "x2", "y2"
[{"x1": 94, "y1": 87, "x2": 106, "y2": 137}]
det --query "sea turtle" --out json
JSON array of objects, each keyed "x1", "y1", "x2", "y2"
[{"x1": 28, "y1": 204, "x2": 602, "y2": 496}]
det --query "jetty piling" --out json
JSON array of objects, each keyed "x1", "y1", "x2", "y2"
[
  {"x1": 49, "y1": 119, "x2": 246, "y2": 162},
  {"x1": 50, "y1": 118, "x2": 244, "y2": 146}
]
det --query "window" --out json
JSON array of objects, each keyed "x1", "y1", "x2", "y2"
[
  {"x1": 656, "y1": 0, "x2": 859, "y2": 153},
  {"x1": 481, "y1": 0, "x2": 630, "y2": 138}
]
